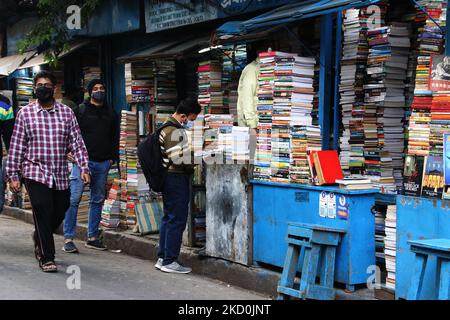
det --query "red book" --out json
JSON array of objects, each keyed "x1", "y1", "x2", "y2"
[{"x1": 313, "y1": 151, "x2": 344, "y2": 185}]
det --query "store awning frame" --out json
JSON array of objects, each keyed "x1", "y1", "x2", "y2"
[
  {"x1": 215, "y1": 0, "x2": 381, "y2": 43},
  {"x1": 0, "y1": 51, "x2": 35, "y2": 76},
  {"x1": 116, "y1": 35, "x2": 211, "y2": 64},
  {"x1": 18, "y1": 40, "x2": 92, "y2": 70}
]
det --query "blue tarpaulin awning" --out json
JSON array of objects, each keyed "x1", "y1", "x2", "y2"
[{"x1": 216, "y1": 0, "x2": 380, "y2": 41}]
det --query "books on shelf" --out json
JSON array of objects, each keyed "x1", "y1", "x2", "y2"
[
  {"x1": 384, "y1": 205, "x2": 397, "y2": 290},
  {"x1": 421, "y1": 155, "x2": 444, "y2": 198},
  {"x1": 15, "y1": 77, "x2": 33, "y2": 109},
  {"x1": 402, "y1": 155, "x2": 425, "y2": 196}
]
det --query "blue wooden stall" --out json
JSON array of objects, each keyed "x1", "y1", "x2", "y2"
[
  {"x1": 252, "y1": 181, "x2": 378, "y2": 290},
  {"x1": 396, "y1": 195, "x2": 450, "y2": 299}
]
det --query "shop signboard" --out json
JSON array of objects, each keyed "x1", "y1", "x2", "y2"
[{"x1": 145, "y1": 0, "x2": 294, "y2": 33}]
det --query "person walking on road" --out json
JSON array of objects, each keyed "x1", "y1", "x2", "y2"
[
  {"x1": 5, "y1": 71, "x2": 90, "y2": 273},
  {"x1": 63, "y1": 79, "x2": 119, "y2": 253}
]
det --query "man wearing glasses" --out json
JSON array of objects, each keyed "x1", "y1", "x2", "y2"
[{"x1": 5, "y1": 70, "x2": 90, "y2": 273}]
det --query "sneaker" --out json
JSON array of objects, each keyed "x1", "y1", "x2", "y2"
[
  {"x1": 85, "y1": 239, "x2": 107, "y2": 251},
  {"x1": 62, "y1": 241, "x2": 79, "y2": 253},
  {"x1": 154, "y1": 258, "x2": 163, "y2": 270},
  {"x1": 161, "y1": 261, "x2": 192, "y2": 274}
]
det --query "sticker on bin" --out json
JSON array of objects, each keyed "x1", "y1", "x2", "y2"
[
  {"x1": 337, "y1": 195, "x2": 349, "y2": 220},
  {"x1": 327, "y1": 192, "x2": 336, "y2": 219},
  {"x1": 319, "y1": 191, "x2": 327, "y2": 217}
]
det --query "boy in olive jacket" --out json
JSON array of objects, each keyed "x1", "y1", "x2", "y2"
[{"x1": 155, "y1": 98, "x2": 201, "y2": 274}]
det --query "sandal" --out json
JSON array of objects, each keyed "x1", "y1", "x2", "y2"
[
  {"x1": 31, "y1": 231, "x2": 41, "y2": 261},
  {"x1": 39, "y1": 261, "x2": 58, "y2": 273}
]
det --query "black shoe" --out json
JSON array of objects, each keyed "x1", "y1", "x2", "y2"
[
  {"x1": 62, "y1": 241, "x2": 79, "y2": 253},
  {"x1": 85, "y1": 239, "x2": 107, "y2": 251}
]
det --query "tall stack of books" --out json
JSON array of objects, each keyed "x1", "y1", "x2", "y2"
[
  {"x1": 427, "y1": 3, "x2": 449, "y2": 157},
  {"x1": 364, "y1": 14, "x2": 399, "y2": 194},
  {"x1": 253, "y1": 51, "x2": 275, "y2": 181},
  {"x1": 339, "y1": 8, "x2": 369, "y2": 175},
  {"x1": 126, "y1": 148, "x2": 138, "y2": 226},
  {"x1": 101, "y1": 179, "x2": 121, "y2": 229},
  {"x1": 374, "y1": 205, "x2": 386, "y2": 266},
  {"x1": 407, "y1": 0, "x2": 447, "y2": 157},
  {"x1": 15, "y1": 77, "x2": 34, "y2": 109},
  {"x1": 119, "y1": 110, "x2": 138, "y2": 228},
  {"x1": 198, "y1": 60, "x2": 224, "y2": 114},
  {"x1": 155, "y1": 60, "x2": 176, "y2": 129},
  {"x1": 271, "y1": 52, "x2": 299, "y2": 184},
  {"x1": 125, "y1": 63, "x2": 133, "y2": 103},
  {"x1": 384, "y1": 23, "x2": 411, "y2": 190},
  {"x1": 384, "y1": 204, "x2": 397, "y2": 290}
]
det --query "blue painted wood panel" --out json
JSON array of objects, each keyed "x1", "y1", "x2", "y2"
[
  {"x1": 252, "y1": 181, "x2": 377, "y2": 286},
  {"x1": 396, "y1": 195, "x2": 450, "y2": 299}
]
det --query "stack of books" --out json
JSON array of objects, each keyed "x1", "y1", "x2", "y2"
[
  {"x1": 336, "y1": 177, "x2": 373, "y2": 190},
  {"x1": 193, "y1": 192, "x2": 206, "y2": 245},
  {"x1": 155, "y1": 60, "x2": 176, "y2": 129},
  {"x1": 384, "y1": 204, "x2": 397, "y2": 290},
  {"x1": 339, "y1": 8, "x2": 369, "y2": 175},
  {"x1": 232, "y1": 126, "x2": 250, "y2": 162},
  {"x1": 77, "y1": 185, "x2": 90, "y2": 224},
  {"x1": 289, "y1": 56, "x2": 320, "y2": 184},
  {"x1": 101, "y1": 179, "x2": 121, "y2": 229},
  {"x1": 15, "y1": 77, "x2": 34, "y2": 109},
  {"x1": 364, "y1": 18, "x2": 398, "y2": 194},
  {"x1": 407, "y1": 0, "x2": 447, "y2": 157},
  {"x1": 131, "y1": 64, "x2": 154, "y2": 103},
  {"x1": 373, "y1": 205, "x2": 386, "y2": 265},
  {"x1": 271, "y1": 52, "x2": 300, "y2": 184},
  {"x1": 253, "y1": 51, "x2": 275, "y2": 181},
  {"x1": 198, "y1": 60, "x2": 224, "y2": 114},
  {"x1": 126, "y1": 148, "x2": 138, "y2": 226},
  {"x1": 203, "y1": 114, "x2": 234, "y2": 162}
]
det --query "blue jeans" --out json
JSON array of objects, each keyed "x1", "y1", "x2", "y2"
[
  {"x1": 158, "y1": 173, "x2": 191, "y2": 265},
  {"x1": 64, "y1": 160, "x2": 111, "y2": 239}
]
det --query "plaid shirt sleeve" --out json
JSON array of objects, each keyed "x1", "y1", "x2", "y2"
[
  {"x1": 5, "y1": 109, "x2": 27, "y2": 182},
  {"x1": 68, "y1": 111, "x2": 90, "y2": 175}
]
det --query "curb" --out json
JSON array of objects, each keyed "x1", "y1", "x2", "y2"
[{"x1": 4, "y1": 207, "x2": 376, "y2": 300}]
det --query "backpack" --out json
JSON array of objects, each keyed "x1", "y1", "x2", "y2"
[{"x1": 137, "y1": 122, "x2": 180, "y2": 192}]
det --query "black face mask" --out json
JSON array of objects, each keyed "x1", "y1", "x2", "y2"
[{"x1": 35, "y1": 86, "x2": 54, "y2": 103}]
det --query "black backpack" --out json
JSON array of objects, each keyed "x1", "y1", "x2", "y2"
[{"x1": 138, "y1": 122, "x2": 180, "y2": 192}]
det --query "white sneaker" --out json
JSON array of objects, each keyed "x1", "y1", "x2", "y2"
[
  {"x1": 161, "y1": 261, "x2": 192, "y2": 274},
  {"x1": 154, "y1": 258, "x2": 163, "y2": 270}
]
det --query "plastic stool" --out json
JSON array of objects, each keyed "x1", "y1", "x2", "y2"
[
  {"x1": 407, "y1": 239, "x2": 450, "y2": 300},
  {"x1": 277, "y1": 223, "x2": 346, "y2": 300}
]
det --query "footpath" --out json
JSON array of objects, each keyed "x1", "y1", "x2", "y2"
[{"x1": 4, "y1": 207, "x2": 376, "y2": 300}]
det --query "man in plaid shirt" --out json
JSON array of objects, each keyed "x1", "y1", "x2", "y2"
[{"x1": 5, "y1": 71, "x2": 90, "y2": 273}]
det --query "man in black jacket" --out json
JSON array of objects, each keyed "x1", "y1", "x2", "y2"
[
  {"x1": 63, "y1": 79, "x2": 119, "y2": 252},
  {"x1": 0, "y1": 93, "x2": 14, "y2": 213}
]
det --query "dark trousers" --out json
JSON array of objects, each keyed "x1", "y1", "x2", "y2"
[
  {"x1": 24, "y1": 179, "x2": 70, "y2": 264},
  {"x1": 158, "y1": 173, "x2": 190, "y2": 265}
]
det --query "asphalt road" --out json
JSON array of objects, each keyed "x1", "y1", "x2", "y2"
[{"x1": 0, "y1": 214, "x2": 267, "y2": 300}]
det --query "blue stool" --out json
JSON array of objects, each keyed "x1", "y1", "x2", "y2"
[
  {"x1": 407, "y1": 239, "x2": 450, "y2": 300},
  {"x1": 277, "y1": 223, "x2": 346, "y2": 300}
]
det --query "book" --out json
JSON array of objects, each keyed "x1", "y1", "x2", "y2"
[
  {"x1": 403, "y1": 155, "x2": 425, "y2": 197},
  {"x1": 313, "y1": 150, "x2": 344, "y2": 185},
  {"x1": 421, "y1": 155, "x2": 444, "y2": 198},
  {"x1": 443, "y1": 133, "x2": 450, "y2": 199}
]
